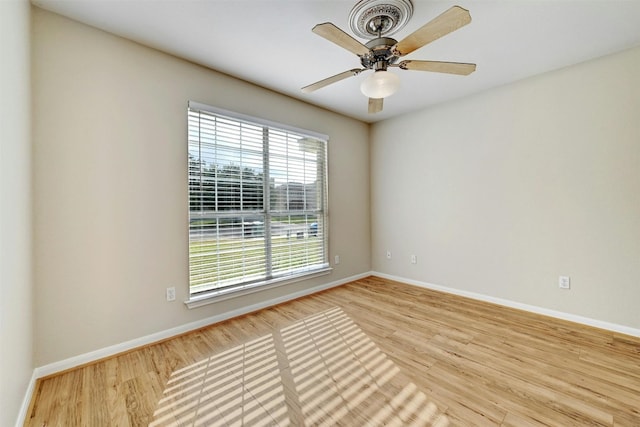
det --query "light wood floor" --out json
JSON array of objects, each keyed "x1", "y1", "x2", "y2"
[{"x1": 26, "y1": 276, "x2": 640, "y2": 426}]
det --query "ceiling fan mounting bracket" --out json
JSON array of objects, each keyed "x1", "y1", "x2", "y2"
[{"x1": 349, "y1": 0, "x2": 413, "y2": 39}]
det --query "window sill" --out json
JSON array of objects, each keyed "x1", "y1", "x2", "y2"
[{"x1": 184, "y1": 267, "x2": 333, "y2": 309}]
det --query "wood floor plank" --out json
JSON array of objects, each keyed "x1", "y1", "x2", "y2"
[{"x1": 25, "y1": 277, "x2": 640, "y2": 426}]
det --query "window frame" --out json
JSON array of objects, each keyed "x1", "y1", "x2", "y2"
[{"x1": 185, "y1": 101, "x2": 331, "y2": 308}]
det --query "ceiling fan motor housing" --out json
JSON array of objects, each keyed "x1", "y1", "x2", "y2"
[{"x1": 361, "y1": 37, "x2": 399, "y2": 70}]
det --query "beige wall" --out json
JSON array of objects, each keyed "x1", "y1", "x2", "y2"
[
  {"x1": 0, "y1": 0, "x2": 33, "y2": 424},
  {"x1": 32, "y1": 8, "x2": 370, "y2": 366},
  {"x1": 371, "y1": 46, "x2": 640, "y2": 329}
]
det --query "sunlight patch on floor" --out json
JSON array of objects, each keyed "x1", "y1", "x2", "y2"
[{"x1": 150, "y1": 307, "x2": 448, "y2": 426}]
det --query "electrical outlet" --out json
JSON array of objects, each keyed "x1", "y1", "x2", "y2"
[
  {"x1": 166, "y1": 287, "x2": 176, "y2": 301},
  {"x1": 334, "y1": 255, "x2": 340, "y2": 265},
  {"x1": 558, "y1": 276, "x2": 570, "y2": 290},
  {"x1": 386, "y1": 250, "x2": 392, "y2": 260},
  {"x1": 411, "y1": 254, "x2": 417, "y2": 264}
]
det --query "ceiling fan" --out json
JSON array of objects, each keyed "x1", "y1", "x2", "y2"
[{"x1": 301, "y1": 1, "x2": 476, "y2": 114}]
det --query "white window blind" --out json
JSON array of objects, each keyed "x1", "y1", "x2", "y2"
[{"x1": 188, "y1": 102, "x2": 329, "y2": 301}]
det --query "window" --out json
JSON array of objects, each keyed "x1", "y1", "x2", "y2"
[{"x1": 187, "y1": 101, "x2": 329, "y2": 305}]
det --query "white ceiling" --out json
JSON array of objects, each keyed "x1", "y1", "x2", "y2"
[{"x1": 32, "y1": 0, "x2": 640, "y2": 123}]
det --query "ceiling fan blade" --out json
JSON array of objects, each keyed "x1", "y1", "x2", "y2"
[
  {"x1": 301, "y1": 69, "x2": 364, "y2": 93},
  {"x1": 312, "y1": 23, "x2": 370, "y2": 56},
  {"x1": 396, "y1": 60, "x2": 476, "y2": 75},
  {"x1": 368, "y1": 98, "x2": 383, "y2": 114},
  {"x1": 393, "y1": 6, "x2": 471, "y2": 57}
]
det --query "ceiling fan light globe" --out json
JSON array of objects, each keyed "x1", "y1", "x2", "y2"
[{"x1": 360, "y1": 70, "x2": 400, "y2": 99}]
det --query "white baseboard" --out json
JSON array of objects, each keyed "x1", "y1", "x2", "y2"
[
  {"x1": 15, "y1": 370, "x2": 37, "y2": 427},
  {"x1": 17, "y1": 272, "x2": 369, "y2": 427},
  {"x1": 371, "y1": 271, "x2": 640, "y2": 339}
]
